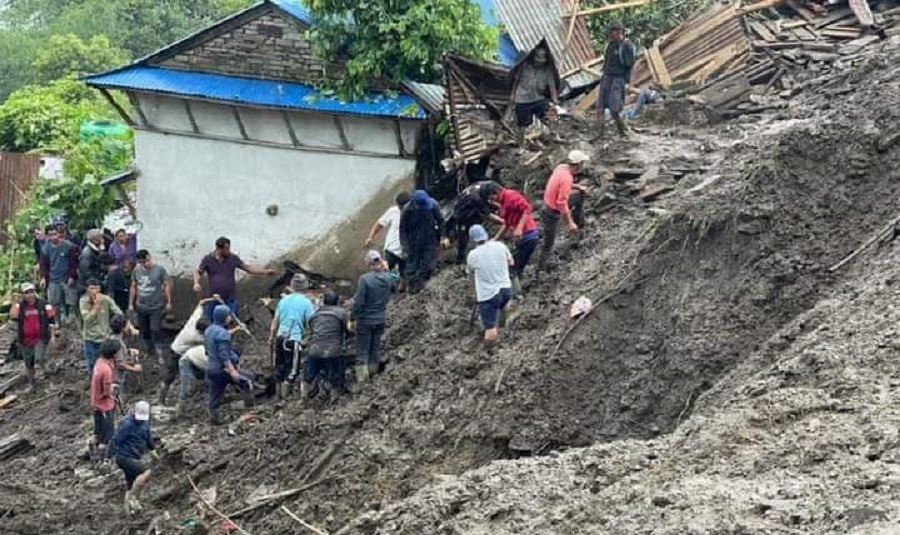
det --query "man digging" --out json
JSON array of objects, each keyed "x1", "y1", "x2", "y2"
[{"x1": 110, "y1": 400, "x2": 157, "y2": 514}]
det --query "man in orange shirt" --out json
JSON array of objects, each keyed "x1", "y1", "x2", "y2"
[
  {"x1": 90, "y1": 339, "x2": 120, "y2": 463},
  {"x1": 538, "y1": 150, "x2": 591, "y2": 272}
]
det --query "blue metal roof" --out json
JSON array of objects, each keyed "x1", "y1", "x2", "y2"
[
  {"x1": 269, "y1": 0, "x2": 314, "y2": 25},
  {"x1": 474, "y1": 0, "x2": 521, "y2": 66},
  {"x1": 84, "y1": 66, "x2": 427, "y2": 119}
]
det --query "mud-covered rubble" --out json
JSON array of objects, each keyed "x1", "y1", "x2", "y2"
[{"x1": 3, "y1": 39, "x2": 900, "y2": 535}]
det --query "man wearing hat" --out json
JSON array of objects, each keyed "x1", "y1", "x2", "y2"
[
  {"x1": 352, "y1": 251, "x2": 396, "y2": 384},
  {"x1": 596, "y1": 22, "x2": 636, "y2": 139},
  {"x1": 268, "y1": 273, "x2": 316, "y2": 400},
  {"x1": 9, "y1": 282, "x2": 58, "y2": 391},
  {"x1": 110, "y1": 400, "x2": 156, "y2": 514},
  {"x1": 538, "y1": 150, "x2": 591, "y2": 272},
  {"x1": 206, "y1": 304, "x2": 252, "y2": 424},
  {"x1": 466, "y1": 225, "x2": 514, "y2": 342}
]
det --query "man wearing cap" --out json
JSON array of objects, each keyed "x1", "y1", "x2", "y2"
[
  {"x1": 487, "y1": 185, "x2": 540, "y2": 292},
  {"x1": 365, "y1": 192, "x2": 411, "y2": 287},
  {"x1": 78, "y1": 229, "x2": 106, "y2": 296},
  {"x1": 39, "y1": 225, "x2": 79, "y2": 324},
  {"x1": 466, "y1": 225, "x2": 514, "y2": 342},
  {"x1": 205, "y1": 304, "x2": 252, "y2": 424},
  {"x1": 9, "y1": 282, "x2": 58, "y2": 391},
  {"x1": 449, "y1": 181, "x2": 502, "y2": 264},
  {"x1": 352, "y1": 251, "x2": 395, "y2": 384},
  {"x1": 596, "y1": 22, "x2": 636, "y2": 139},
  {"x1": 110, "y1": 400, "x2": 156, "y2": 514},
  {"x1": 194, "y1": 237, "x2": 276, "y2": 320},
  {"x1": 538, "y1": 151, "x2": 591, "y2": 272},
  {"x1": 268, "y1": 273, "x2": 316, "y2": 400}
]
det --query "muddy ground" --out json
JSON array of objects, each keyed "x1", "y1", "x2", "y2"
[{"x1": 3, "y1": 38, "x2": 900, "y2": 535}]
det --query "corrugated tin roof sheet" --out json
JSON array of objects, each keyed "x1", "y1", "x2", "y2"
[
  {"x1": 490, "y1": 0, "x2": 598, "y2": 88},
  {"x1": 84, "y1": 66, "x2": 427, "y2": 119},
  {"x1": 403, "y1": 82, "x2": 446, "y2": 113}
]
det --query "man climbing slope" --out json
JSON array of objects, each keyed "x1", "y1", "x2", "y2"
[
  {"x1": 538, "y1": 150, "x2": 591, "y2": 272},
  {"x1": 487, "y1": 185, "x2": 540, "y2": 293},
  {"x1": 365, "y1": 191, "x2": 411, "y2": 288},
  {"x1": 268, "y1": 273, "x2": 315, "y2": 401},
  {"x1": 110, "y1": 400, "x2": 157, "y2": 514},
  {"x1": 449, "y1": 181, "x2": 501, "y2": 264},
  {"x1": 400, "y1": 190, "x2": 447, "y2": 294},
  {"x1": 352, "y1": 251, "x2": 395, "y2": 384},
  {"x1": 466, "y1": 225, "x2": 514, "y2": 343}
]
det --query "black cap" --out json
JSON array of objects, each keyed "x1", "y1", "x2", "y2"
[{"x1": 607, "y1": 21, "x2": 624, "y2": 33}]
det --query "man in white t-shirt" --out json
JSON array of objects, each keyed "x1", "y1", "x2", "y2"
[
  {"x1": 466, "y1": 225, "x2": 514, "y2": 343},
  {"x1": 365, "y1": 191, "x2": 411, "y2": 287}
]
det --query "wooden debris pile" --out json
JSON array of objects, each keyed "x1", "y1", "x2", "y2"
[
  {"x1": 575, "y1": 0, "x2": 900, "y2": 115},
  {"x1": 0, "y1": 433, "x2": 33, "y2": 462}
]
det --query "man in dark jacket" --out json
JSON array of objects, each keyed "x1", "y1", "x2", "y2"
[
  {"x1": 9, "y1": 282, "x2": 57, "y2": 391},
  {"x1": 400, "y1": 190, "x2": 446, "y2": 294},
  {"x1": 352, "y1": 251, "x2": 395, "y2": 384},
  {"x1": 39, "y1": 225, "x2": 79, "y2": 324},
  {"x1": 78, "y1": 228, "x2": 105, "y2": 296},
  {"x1": 110, "y1": 400, "x2": 156, "y2": 514},
  {"x1": 597, "y1": 22, "x2": 636, "y2": 139},
  {"x1": 204, "y1": 304, "x2": 251, "y2": 424},
  {"x1": 449, "y1": 181, "x2": 502, "y2": 264},
  {"x1": 303, "y1": 290, "x2": 352, "y2": 402}
]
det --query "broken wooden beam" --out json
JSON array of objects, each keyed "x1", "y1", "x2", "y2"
[
  {"x1": 563, "y1": 0, "x2": 649, "y2": 17},
  {"x1": 0, "y1": 433, "x2": 33, "y2": 461}
]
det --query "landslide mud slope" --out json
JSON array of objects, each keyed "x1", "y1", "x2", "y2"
[
  {"x1": 338, "y1": 49, "x2": 900, "y2": 534},
  {"x1": 2, "y1": 45, "x2": 900, "y2": 535}
]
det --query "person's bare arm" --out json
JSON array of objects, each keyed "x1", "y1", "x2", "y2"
[
  {"x1": 268, "y1": 314, "x2": 279, "y2": 343},
  {"x1": 242, "y1": 263, "x2": 275, "y2": 276},
  {"x1": 365, "y1": 222, "x2": 384, "y2": 248},
  {"x1": 129, "y1": 278, "x2": 137, "y2": 310},
  {"x1": 193, "y1": 267, "x2": 203, "y2": 293},
  {"x1": 164, "y1": 279, "x2": 173, "y2": 312},
  {"x1": 494, "y1": 224, "x2": 507, "y2": 241},
  {"x1": 9, "y1": 301, "x2": 20, "y2": 320},
  {"x1": 514, "y1": 212, "x2": 528, "y2": 239}
]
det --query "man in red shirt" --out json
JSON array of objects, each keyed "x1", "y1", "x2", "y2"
[
  {"x1": 488, "y1": 186, "x2": 540, "y2": 292},
  {"x1": 9, "y1": 282, "x2": 57, "y2": 392},
  {"x1": 538, "y1": 150, "x2": 591, "y2": 271},
  {"x1": 90, "y1": 340, "x2": 119, "y2": 462}
]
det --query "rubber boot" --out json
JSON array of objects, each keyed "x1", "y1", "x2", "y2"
[
  {"x1": 299, "y1": 381, "x2": 311, "y2": 407},
  {"x1": 511, "y1": 274, "x2": 523, "y2": 298},
  {"x1": 355, "y1": 364, "x2": 370, "y2": 385},
  {"x1": 614, "y1": 114, "x2": 629, "y2": 138},
  {"x1": 329, "y1": 386, "x2": 342, "y2": 403},
  {"x1": 156, "y1": 382, "x2": 169, "y2": 406},
  {"x1": 124, "y1": 491, "x2": 134, "y2": 515},
  {"x1": 597, "y1": 116, "x2": 606, "y2": 142},
  {"x1": 208, "y1": 407, "x2": 222, "y2": 425},
  {"x1": 241, "y1": 388, "x2": 255, "y2": 409},
  {"x1": 276, "y1": 382, "x2": 286, "y2": 401}
]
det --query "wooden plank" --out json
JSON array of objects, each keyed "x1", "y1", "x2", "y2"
[
  {"x1": 639, "y1": 184, "x2": 675, "y2": 201},
  {"x1": 738, "y1": 0, "x2": 783, "y2": 14},
  {"x1": 393, "y1": 120, "x2": 407, "y2": 158},
  {"x1": 98, "y1": 89, "x2": 135, "y2": 126},
  {"x1": 0, "y1": 395, "x2": 16, "y2": 409},
  {"x1": 646, "y1": 46, "x2": 673, "y2": 88},
  {"x1": 231, "y1": 107, "x2": 249, "y2": 140},
  {"x1": 563, "y1": 0, "x2": 649, "y2": 17},
  {"x1": 332, "y1": 116, "x2": 351, "y2": 150},
  {"x1": 281, "y1": 110, "x2": 301, "y2": 147},
  {"x1": 564, "y1": 0, "x2": 581, "y2": 49},
  {"x1": 127, "y1": 92, "x2": 150, "y2": 127},
  {"x1": 784, "y1": 0, "x2": 817, "y2": 21},
  {"x1": 749, "y1": 21, "x2": 778, "y2": 41},
  {"x1": 183, "y1": 100, "x2": 200, "y2": 134}
]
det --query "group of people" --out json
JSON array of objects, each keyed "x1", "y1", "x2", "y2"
[{"x1": 365, "y1": 149, "x2": 592, "y2": 340}]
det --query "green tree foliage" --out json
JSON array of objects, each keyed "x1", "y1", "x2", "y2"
[
  {"x1": 33, "y1": 34, "x2": 130, "y2": 84},
  {"x1": 0, "y1": 79, "x2": 115, "y2": 152},
  {"x1": 308, "y1": 0, "x2": 499, "y2": 99},
  {"x1": 587, "y1": 0, "x2": 711, "y2": 53},
  {"x1": 1, "y1": 137, "x2": 130, "y2": 300}
]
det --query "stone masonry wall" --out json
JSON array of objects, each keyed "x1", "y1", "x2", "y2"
[{"x1": 157, "y1": 8, "x2": 344, "y2": 85}]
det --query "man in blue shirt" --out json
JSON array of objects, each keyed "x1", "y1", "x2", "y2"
[
  {"x1": 205, "y1": 304, "x2": 252, "y2": 424},
  {"x1": 110, "y1": 400, "x2": 156, "y2": 515},
  {"x1": 268, "y1": 273, "x2": 315, "y2": 401}
]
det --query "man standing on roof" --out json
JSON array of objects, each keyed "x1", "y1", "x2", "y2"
[
  {"x1": 400, "y1": 190, "x2": 447, "y2": 294},
  {"x1": 466, "y1": 225, "x2": 514, "y2": 343},
  {"x1": 9, "y1": 283, "x2": 58, "y2": 392},
  {"x1": 194, "y1": 237, "x2": 276, "y2": 320},
  {"x1": 365, "y1": 191, "x2": 411, "y2": 289},
  {"x1": 268, "y1": 273, "x2": 315, "y2": 401},
  {"x1": 487, "y1": 185, "x2": 539, "y2": 294},
  {"x1": 514, "y1": 46, "x2": 559, "y2": 128},
  {"x1": 538, "y1": 150, "x2": 591, "y2": 272},
  {"x1": 449, "y1": 181, "x2": 501, "y2": 264},
  {"x1": 596, "y1": 22, "x2": 636, "y2": 139}
]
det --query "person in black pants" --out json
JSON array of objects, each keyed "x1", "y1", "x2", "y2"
[
  {"x1": 352, "y1": 251, "x2": 395, "y2": 385},
  {"x1": 129, "y1": 250, "x2": 172, "y2": 364},
  {"x1": 400, "y1": 190, "x2": 446, "y2": 294},
  {"x1": 449, "y1": 181, "x2": 501, "y2": 263}
]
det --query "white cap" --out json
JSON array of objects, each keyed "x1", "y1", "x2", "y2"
[
  {"x1": 21, "y1": 282, "x2": 36, "y2": 293},
  {"x1": 365, "y1": 250, "x2": 382, "y2": 263},
  {"x1": 567, "y1": 150, "x2": 590, "y2": 165},
  {"x1": 134, "y1": 400, "x2": 151, "y2": 421}
]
